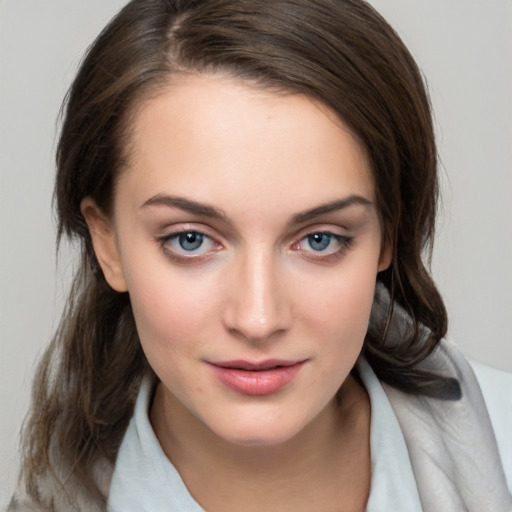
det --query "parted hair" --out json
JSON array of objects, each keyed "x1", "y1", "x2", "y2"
[{"x1": 19, "y1": 0, "x2": 447, "y2": 508}]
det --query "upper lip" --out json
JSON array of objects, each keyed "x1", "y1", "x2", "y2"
[{"x1": 208, "y1": 359, "x2": 306, "y2": 371}]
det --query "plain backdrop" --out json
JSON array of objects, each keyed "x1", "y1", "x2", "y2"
[{"x1": 1, "y1": 0, "x2": 511, "y2": 505}]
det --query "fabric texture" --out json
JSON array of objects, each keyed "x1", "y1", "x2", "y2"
[
  {"x1": 7, "y1": 456, "x2": 113, "y2": 512},
  {"x1": 383, "y1": 343, "x2": 511, "y2": 511},
  {"x1": 370, "y1": 284, "x2": 512, "y2": 512},
  {"x1": 107, "y1": 377, "x2": 205, "y2": 512}
]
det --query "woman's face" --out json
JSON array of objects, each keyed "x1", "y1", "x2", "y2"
[{"x1": 86, "y1": 74, "x2": 389, "y2": 446}]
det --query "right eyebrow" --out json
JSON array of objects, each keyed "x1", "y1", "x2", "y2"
[
  {"x1": 289, "y1": 195, "x2": 373, "y2": 225},
  {"x1": 140, "y1": 194, "x2": 229, "y2": 223}
]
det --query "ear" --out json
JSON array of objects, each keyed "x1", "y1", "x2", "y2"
[
  {"x1": 377, "y1": 236, "x2": 392, "y2": 272},
  {"x1": 81, "y1": 198, "x2": 128, "y2": 292}
]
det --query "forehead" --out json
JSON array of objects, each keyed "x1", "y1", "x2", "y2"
[{"x1": 118, "y1": 74, "x2": 374, "y2": 215}]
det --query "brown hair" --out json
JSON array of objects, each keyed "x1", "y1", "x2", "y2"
[{"x1": 19, "y1": 0, "x2": 448, "y2": 507}]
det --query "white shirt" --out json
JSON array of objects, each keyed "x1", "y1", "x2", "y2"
[{"x1": 107, "y1": 360, "x2": 512, "y2": 511}]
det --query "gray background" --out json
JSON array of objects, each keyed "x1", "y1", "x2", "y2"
[{"x1": 1, "y1": 0, "x2": 511, "y2": 505}]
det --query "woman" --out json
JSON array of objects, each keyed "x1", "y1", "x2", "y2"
[{"x1": 8, "y1": 0, "x2": 511, "y2": 511}]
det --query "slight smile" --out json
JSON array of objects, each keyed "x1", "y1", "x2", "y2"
[{"x1": 207, "y1": 359, "x2": 308, "y2": 396}]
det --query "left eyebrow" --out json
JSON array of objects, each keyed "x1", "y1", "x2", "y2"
[
  {"x1": 140, "y1": 194, "x2": 229, "y2": 222},
  {"x1": 289, "y1": 195, "x2": 373, "y2": 225}
]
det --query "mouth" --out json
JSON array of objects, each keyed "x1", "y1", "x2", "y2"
[
  {"x1": 207, "y1": 359, "x2": 307, "y2": 396},
  {"x1": 210, "y1": 359, "x2": 305, "y2": 371}
]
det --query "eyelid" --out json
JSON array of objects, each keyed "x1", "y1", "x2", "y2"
[
  {"x1": 289, "y1": 226, "x2": 354, "y2": 261},
  {"x1": 292, "y1": 231, "x2": 352, "y2": 251},
  {"x1": 288, "y1": 223, "x2": 351, "y2": 244}
]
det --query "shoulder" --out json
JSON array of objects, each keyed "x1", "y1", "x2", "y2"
[
  {"x1": 469, "y1": 357, "x2": 512, "y2": 412},
  {"x1": 6, "y1": 456, "x2": 113, "y2": 512},
  {"x1": 468, "y1": 357, "x2": 512, "y2": 489}
]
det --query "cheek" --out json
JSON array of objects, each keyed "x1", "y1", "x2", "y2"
[
  {"x1": 294, "y1": 257, "x2": 378, "y2": 361},
  {"x1": 125, "y1": 262, "x2": 221, "y2": 351},
  {"x1": 301, "y1": 258, "x2": 377, "y2": 322}
]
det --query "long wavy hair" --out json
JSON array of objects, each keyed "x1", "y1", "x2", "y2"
[{"x1": 19, "y1": 0, "x2": 448, "y2": 507}]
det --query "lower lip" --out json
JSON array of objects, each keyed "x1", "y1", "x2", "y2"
[{"x1": 209, "y1": 362, "x2": 305, "y2": 396}]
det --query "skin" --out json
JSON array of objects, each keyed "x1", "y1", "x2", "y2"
[{"x1": 83, "y1": 74, "x2": 391, "y2": 511}]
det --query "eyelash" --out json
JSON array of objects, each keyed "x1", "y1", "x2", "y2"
[
  {"x1": 155, "y1": 230, "x2": 222, "y2": 264},
  {"x1": 291, "y1": 232, "x2": 354, "y2": 262},
  {"x1": 155, "y1": 229, "x2": 354, "y2": 264}
]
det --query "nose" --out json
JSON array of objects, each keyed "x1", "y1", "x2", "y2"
[{"x1": 222, "y1": 250, "x2": 291, "y2": 343}]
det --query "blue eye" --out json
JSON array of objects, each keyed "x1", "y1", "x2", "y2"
[
  {"x1": 178, "y1": 232, "x2": 204, "y2": 251},
  {"x1": 295, "y1": 231, "x2": 353, "y2": 259},
  {"x1": 306, "y1": 233, "x2": 333, "y2": 251},
  {"x1": 158, "y1": 231, "x2": 219, "y2": 260}
]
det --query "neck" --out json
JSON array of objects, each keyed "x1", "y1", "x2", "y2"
[{"x1": 151, "y1": 374, "x2": 371, "y2": 512}]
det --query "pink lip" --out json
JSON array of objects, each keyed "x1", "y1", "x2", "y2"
[{"x1": 207, "y1": 359, "x2": 306, "y2": 396}]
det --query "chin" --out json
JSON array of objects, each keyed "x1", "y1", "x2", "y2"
[
  {"x1": 220, "y1": 431, "x2": 300, "y2": 448},
  {"x1": 208, "y1": 411, "x2": 312, "y2": 448}
]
